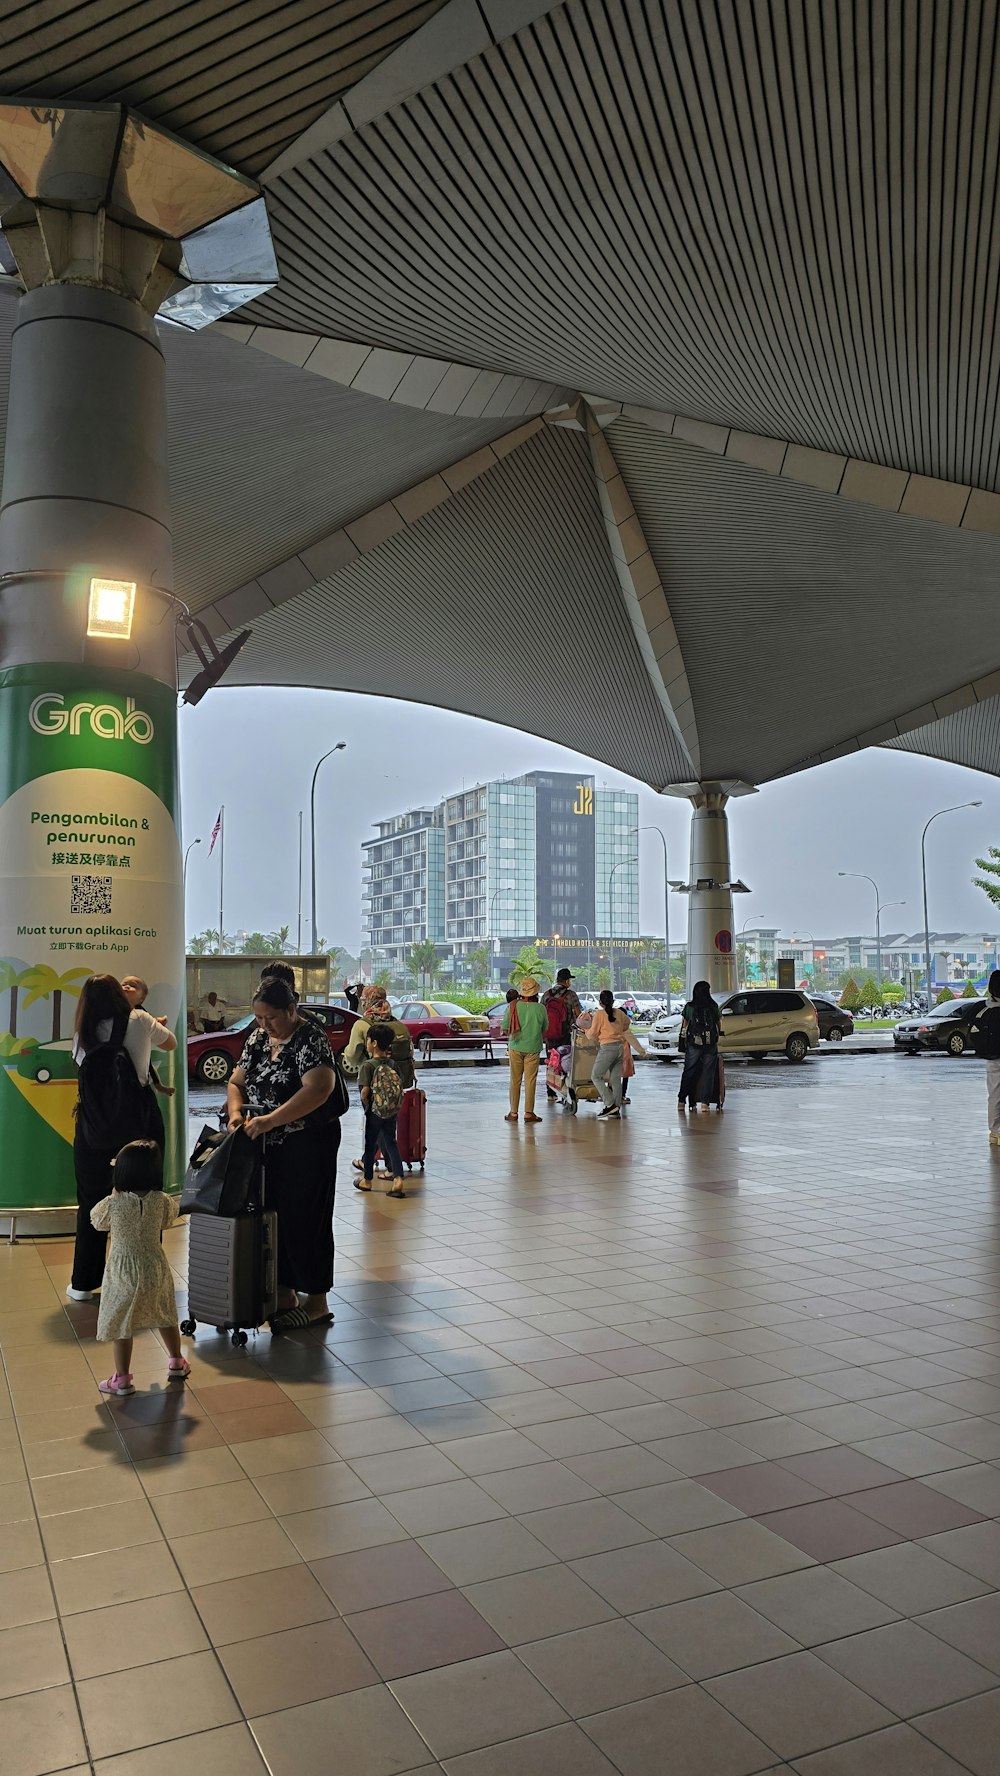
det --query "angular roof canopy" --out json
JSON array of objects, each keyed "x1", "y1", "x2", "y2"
[{"x1": 4, "y1": 0, "x2": 1000, "y2": 788}]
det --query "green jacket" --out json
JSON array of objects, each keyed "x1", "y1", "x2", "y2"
[{"x1": 503, "y1": 999, "x2": 547, "y2": 1054}]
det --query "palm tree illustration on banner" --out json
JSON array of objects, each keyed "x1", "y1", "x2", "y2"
[
  {"x1": 0, "y1": 961, "x2": 29, "y2": 1038},
  {"x1": 19, "y1": 966, "x2": 92, "y2": 1041}
]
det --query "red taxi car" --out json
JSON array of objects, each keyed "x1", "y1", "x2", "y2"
[{"x1": 187, "y1": 1003, "x2": 358, "y2": 1085}]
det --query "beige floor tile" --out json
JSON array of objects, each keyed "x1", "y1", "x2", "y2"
[
  {"x1": 924, "y1": 1463, "x2": 1000, "y2": 1515},
  {"x1": 519, "y1": 1619, "x2": 687, "y2": 1714},
  {"x1": 0, "y1": 1618, "x2": 70, "y2": 1700},
  {"x1": 0, "y1": 1479, "x2": 35, "y2": 1523},
  {"x1": 231, "y1": 1429, "x2": 347, "y2": 1475},
  {"x1": 669, "y1": 1519, "x2": 814, "y2": 1586},
  {"x1": 151, "y1": 1478, "x2": 273, "y2": 1538},
  {"x1": 25, "y1": 1430, "x2": 128, "y2": 1480},
  {"x1": 437, "y1": 1430, "x2": 552, "y2": 1475},
  {"x1": 51, "y1": 1540, "x2": 183, "y2": 1615},
  {"x1": 280, "y1": 1496, "x2": 408, "y2": 1559},
  {"x1": 220, "y1": 1618, "x2": 378, "y2": 1714},
  {"x1": 251, "y1": 1460, "x2": 371, "y2": 1514},
  {"x1": 913, "y1": 1687, "x2": 1000, "y2": 1775},
  {"x1": 920, "y1": 1521, "x2": 1000, "y2": 1586},
  {"x1": 736, "y1": 1566, "x2": 899, "y2": 1646},
  {"x1": 582, "y1": 1683, "x2": 773, "y2": 1776},
  {"x1": 41, "y1": 1495, "x2": 161, "y2": 1561},
  {"x1": 192, "y1": 1563, "x2": 337, "y2": 1646},
  {"x1": 571, "y1": 1540, "x2": 721, "y2": 1612},
  {"x1": 64, "y1": 1591, "x2": 209, "y2": 1679},
  {"x1": 917, "y1": 1592, "x2": 1000, "y2": 1673},
  {"x1": 518, "y1": 1497, "x2": 653, "y2": 1561},
  {"x1": 390, "y1": 1649, "x2": 566, "y2": 1759},
  {"x1": 789, "y1": 1721, "x2": 973, "y2": 1773},
  {"x1": 136, "y1": 1447, "x2": 247, "y2": 1494},
  {"x1": 440, "y1": 1720, "x2": 622, "y2": 1774},
  {"x1": 612, "y1": 1478, "x2": 744, "y2": 1535},
  {"x1": 476, "y1": 1460, "x2": 598, "y2": 1512},
  {"x1": 384, "y1": 1478, "x2": 508, "y2": 1536},
  {"x1": 563, "y1": 1445, "x2": 681, "y2": 1493},
  {"x1": 0, "y1": 1564, "x2": 55, "y2": 1629},
  {"x1": 320, "y1": 1414, "x2": 428, "y2": 1459},
  {"x1": 250, "y1": 1684, "x2": 431, "y2": 1776},
  {"x1": 32, "y1": 1462, "x2": 142, "y2": 1515},
  {"x1": 0, "y1": 1683, "x2": 87, "y2": 1776},
  {"x1": 418, "y1": 1517, "x2": 557, "y2": 1584},
  {"x1": 521, "y1": 1417, "x2": 631, "y2": 1458},
  {"x1": 0, "y1": 1519, "x2": 44, "y2": 1573},
  {"x1": 816, "y1": 1618, "x2": 997, "y2": 1716},
  {"x1": 705, "y1": 1651, "x2": 894, "y2": 1759},
  {"x1": 79, "y1": 1648, "x2": 240, "y2": 1759},
  {"x1": 309, "y1": 1540, "x2": 452, "y2": 1613},
  {"x1": 92, "y1": 1721, "x2": 269, "y2": 1775},
  {"x1": 464, "y1": 1565, "x2": 617, "y2": 1644},
  {"x1": 831, "y1": 1543, "x2": 992, "y2": 1615},
  {"x1": 169, "y1": 1516, "x2": 299, "y2": 1586},
  {"x1": 634, "y1": 1590, "x2": 799, "y2": 1678}
]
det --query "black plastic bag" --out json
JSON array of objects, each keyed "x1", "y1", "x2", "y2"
[{"x1": 180, "y1": 1124, "x2": 262, "y2": 1216}]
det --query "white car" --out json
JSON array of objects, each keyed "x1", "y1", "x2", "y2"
[{"x1": 648, "y1": 989, "x2": 820, "y2": 1063}]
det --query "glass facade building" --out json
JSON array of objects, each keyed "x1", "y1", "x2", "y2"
[{"x1": 364, "y1": 773, "x2": 638, "y2": 964}]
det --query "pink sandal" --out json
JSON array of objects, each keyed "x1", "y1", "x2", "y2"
[
  {"x1": 167, "y1": 1358, "x2": 191, "y2": 1382},
  {"x1": 99, "y1": 1373, "x2": 135, "y2": 1396}
]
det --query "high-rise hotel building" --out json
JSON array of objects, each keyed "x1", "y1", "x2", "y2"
[{"x1": 363, "y1": 771, "x2": 638, "y2": 968}]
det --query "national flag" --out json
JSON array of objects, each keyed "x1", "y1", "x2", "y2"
[{"x1": 208, "y1": 808, "x2": 223, "y2": 856}]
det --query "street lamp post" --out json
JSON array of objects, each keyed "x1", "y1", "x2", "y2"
[
  {"x1": 630, "y1": 826, "x2": 673, "y2": 1014},
  {"x1": 573, "y1": 923, "x2": 592, "y2": 987},
  {"x1": 922, "y1": 801, "x2": 982, "y2": 1006},
  {"x1": 791, "y1": 930, "x2": 816, "y2": 987},
  {"x1": 182, "y1": 836, "x2": 201, "y2": 893},
  {"x1": 838, "y1": 872, "x2": 885, "y2": 987},
  {"x1": 310, "y1": 742, "x2": 347, "y2": 953},
  {"x1": 608, "y1": 858, "x2": 637, "y2": 993}
]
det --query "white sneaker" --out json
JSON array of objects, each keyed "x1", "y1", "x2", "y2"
[{"x1": 66, "y1": 1285, "x2": 96, "y2": 1302}]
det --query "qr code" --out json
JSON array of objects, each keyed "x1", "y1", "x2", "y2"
[{"x1": 70, "y1": 875, "x2": 112, "y2": 916}]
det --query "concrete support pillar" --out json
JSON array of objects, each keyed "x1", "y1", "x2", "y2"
[
  {"x1": 685, "y1": 792, "x2": 737, "y2": 996},
  {"x1": 0, "y1": 284, "x2": 185, "y2": 1211}
]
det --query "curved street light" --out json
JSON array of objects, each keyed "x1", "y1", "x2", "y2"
[
  {"x1": 922, "y1": 800, "x2": 983, "y2": 1004},
  {"x1": 310, "y1": 743, "x2": 347, "y2": 953},
  {"x1": 739, "y1": 914, "x2": 765, "y2": 987},
  {"x1": 182, "y1": 836, "x2": 201, "y2": 892},
  {"x1": 630, "y1": 825, "x2": 673, "y2": 1013},
  {"x1": 608, "y1": 857, "x2": 638, "y2": 993},
  {"x1": 573, "y1": 922, "x2": 592, "y2": 987}
]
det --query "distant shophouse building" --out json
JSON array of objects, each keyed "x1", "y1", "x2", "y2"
[{"x1": 363, "y1": 771, "x2": 638, "y2": 972}]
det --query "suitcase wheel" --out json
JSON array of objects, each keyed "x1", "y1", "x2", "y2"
[
  {"x1": 419, "y1": 1160, "x2": 425, "y2": 1170},
  {"x1": 215, "y1": 1325, "x2": 227, "y2": 1335},
  {"x1": 180, "y1": 1318, "x2": 196, "y2": 1336},
  {"x1": 231, "y1": 1330, "x2": 248, "y2": 1348}
]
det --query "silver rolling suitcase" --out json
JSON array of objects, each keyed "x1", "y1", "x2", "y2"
[{"x1": 180, "y1": 1111, "x2": 277, "y2": 1347}]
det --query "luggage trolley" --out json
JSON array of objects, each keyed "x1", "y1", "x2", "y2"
[{"x1": 566, "y1": 1033, "x2": 600, "y2": 1114}]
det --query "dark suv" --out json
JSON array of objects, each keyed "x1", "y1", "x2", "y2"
[{"x1": 808, "y1": 995, "x2": 855, "y2": 1042}]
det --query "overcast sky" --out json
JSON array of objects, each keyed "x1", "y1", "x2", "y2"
[{"x1": 179, "y1": 688, "x2": 1000, "y2": 952}]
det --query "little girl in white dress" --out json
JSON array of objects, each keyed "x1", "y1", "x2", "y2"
[{"x1": 90, "y1": 1140, "x2": 190, "y2": 1396}]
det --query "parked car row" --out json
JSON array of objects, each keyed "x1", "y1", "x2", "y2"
[{"x1": 187, "y1": 998, "x2": 491, "y2": 1083}]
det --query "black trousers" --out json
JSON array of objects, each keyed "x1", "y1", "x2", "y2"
[
  {"x1": 363, "y1": 1110, "x2": 402, "y2": 1180},
  {"x1": 679, "y1": 1043, "x2": 721, "y2": 1106},
  {"x1": 71, "y1": 1133, "x2": 116, "y2": 1292},
  {"x1": 266, "y1": 1121, "x2": 340, "y2": 1295}
]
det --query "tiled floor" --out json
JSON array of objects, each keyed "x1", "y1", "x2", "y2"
[{"x1": 6, "y1": 1054, "x2": 1000, "y2": 1772}]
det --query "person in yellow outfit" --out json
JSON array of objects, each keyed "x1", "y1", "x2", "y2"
[{"x1": 502, "y1": 977, "x2": 547, "y2": 1123}]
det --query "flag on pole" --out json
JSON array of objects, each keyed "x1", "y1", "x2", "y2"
[{"x1": 208, "y1": 807, "x2": 223, "y2": 856}]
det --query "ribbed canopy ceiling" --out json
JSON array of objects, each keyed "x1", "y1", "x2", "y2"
[{"x1": 2, "y1": 0, "x2": 1000, "y2": 787}]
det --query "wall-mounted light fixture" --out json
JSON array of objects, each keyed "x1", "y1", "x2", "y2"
[
  {"x1": 179, "y1": 616, "x2": 252, "y2": 706},
  {"x1": 87, "y1": 577, "x2": 136, "y2": 639}
]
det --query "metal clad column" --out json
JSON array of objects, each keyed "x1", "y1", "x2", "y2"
[{"x1": 0, "y1": 284, "x2": 185, "y2": 1211}]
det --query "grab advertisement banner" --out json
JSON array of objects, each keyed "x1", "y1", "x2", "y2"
[{"x1": 0, "y1": 663, "x2": 185, "y2": 1209}]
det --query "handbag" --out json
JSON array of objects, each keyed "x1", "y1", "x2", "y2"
[{"x1": 180, "y1": 1124, "x2": 262, "y2": 1216}]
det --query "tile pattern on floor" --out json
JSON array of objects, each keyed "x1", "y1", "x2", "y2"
[{"x1": 4, "y1": 1057, "x2": 1000, "y2": 1774}]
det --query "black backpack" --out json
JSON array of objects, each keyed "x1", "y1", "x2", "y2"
[
  {"x1": 688, "y1": 1000, "x2": 718, "y2": 1047},
  {"x1": 76, "y1": 1011, "x2": 162, "y2": 1152},
  {"x1": 973, "y1": 1003, "x2": 1000, "y2": 1060}
]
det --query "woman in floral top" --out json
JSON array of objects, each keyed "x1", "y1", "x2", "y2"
[{"x1": 226, "y1": 977, "x2": 337, "y2": 1331}]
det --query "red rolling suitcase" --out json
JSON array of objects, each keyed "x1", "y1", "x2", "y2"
[{"x1": 396, "y1": 1087, "x2": 427, "y2": 1171}]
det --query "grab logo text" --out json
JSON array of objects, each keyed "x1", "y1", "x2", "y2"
[{"x1": 28, "y1": 694, "x2": 154, "y2": 745}]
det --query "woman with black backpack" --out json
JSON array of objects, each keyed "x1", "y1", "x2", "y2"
[
  {"x1": 678, "y1": 980, "x2": 723, "y2": 1112},
  {"x1": 69, "y1": 974, "x2": 176, "y2": 1302}
]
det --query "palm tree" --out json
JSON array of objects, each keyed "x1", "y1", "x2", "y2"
[
  {"x1": 19, "y1": 964, "x2": 91, "y2": 1040},
  {"x1": 408, "y1": 940, "x2": 439, "y2": 993},
  {"x1": 0, "y1": 961, "x2": 28, "y2": 1038}
]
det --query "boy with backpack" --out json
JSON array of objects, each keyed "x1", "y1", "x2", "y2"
[
  {"x1": 542, "y1": 969, "x2": 583, "y2": 1100},
  {"x1": 355, "y1": 1023, "x2": 406, "y2": 1198}
]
